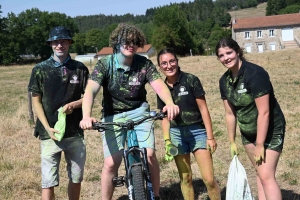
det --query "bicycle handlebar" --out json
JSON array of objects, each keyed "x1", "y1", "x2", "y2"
[{"x1": 92, "y1": 111, "x2": 166, "y2": 132}]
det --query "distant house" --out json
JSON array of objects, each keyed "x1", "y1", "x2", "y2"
[
  {"x1": 232, "y1": 13, "x2": 300, "y2": 53},
  {"x1": 97, "y1": 44, "x2": 155, "y2": 60},
  {"x1": 75, "y1": 53, "x2": 97, "y2": 63}
]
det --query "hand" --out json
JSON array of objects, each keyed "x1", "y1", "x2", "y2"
[
  {"x1": 162, "y1": 104, "x2": 180, "y2": 120},
  {"x1": 165, "y1": 143, "x2": 174, "y2": 162},
  {"x1": 254, "y1": 144, "x2": 265, "y2": 165},
  {"x1": 206, "y1": 138, "x2": 217, "y2": 154},
  {"x1": 46, "y1": 127, "x2": 60, "y2": 140},
  {"x1": 230, "y1": 142, "x2": 238, "y2": 158},
  {"x1": 63, "y1": 103, "x2": 74, "y2": 115},
  {"x1": 80, "y1": 117, "x2": 97, "y2": 130}
]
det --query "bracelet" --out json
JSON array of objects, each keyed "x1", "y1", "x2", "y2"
[
  {"x1": 207, "y1": 138, "x2": 215, "y2": 140},
  {"x1": 164, "y1": 139, "x2": 171, "y2": 142}
]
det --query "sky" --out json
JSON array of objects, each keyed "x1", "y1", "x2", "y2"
[{"x1": 1, "y1": 0, "x2": 192, "y2": 17}]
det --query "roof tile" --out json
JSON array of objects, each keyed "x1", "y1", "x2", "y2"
[{"x1": 233, "y1": 13, "x2": 300, "y2": 30}]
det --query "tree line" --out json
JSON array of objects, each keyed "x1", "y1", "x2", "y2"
[
  {"x1": 0, "y1": 0, "x2": 299, "y2": 65},
  {"x1": 266, "y1": 0, "x2": 300, "y2": 15}
]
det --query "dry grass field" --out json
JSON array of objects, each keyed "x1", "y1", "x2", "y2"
[
  {"x1": 228, "y1": 2, "x2": 267, "y2": 19},
  {"x1": 0, "y1": 48, "x2": 299, "y2": 200}
]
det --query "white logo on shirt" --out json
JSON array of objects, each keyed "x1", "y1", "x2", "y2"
[
  {"x1": 129, "y1": 77, "x2": 141, "y2": 85},
  {"x1": 178, "y1": 86, "x2": 188, "y2": 96},
  {"x1": 237, "y1": 83, "x2": 247, "y2": 93},
  {"x1": 70, "y1": 75, "x2": 79, "y2": 83}
]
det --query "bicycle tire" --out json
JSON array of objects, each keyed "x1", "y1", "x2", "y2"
[{"x1": 132, "y1": 165, "x2": 147, "y2": 200}]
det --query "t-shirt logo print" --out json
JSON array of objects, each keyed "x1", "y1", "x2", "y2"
[
  {"x1": 70, "y1": 75, "x2": 79, "y2": 84},
  {"x1": 178, "y1": 86, "x2": 188, "y2": 96},
  {"x1": 129, "y1": 77, "x2": 141, "y2": 85},
  {"x1": 237, "y1": 83, "x2": 247, "y2": 93}
]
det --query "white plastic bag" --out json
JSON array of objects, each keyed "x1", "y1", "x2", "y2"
[{"x1": 226, "y1": 155, "x2": 254, "y2": 200}]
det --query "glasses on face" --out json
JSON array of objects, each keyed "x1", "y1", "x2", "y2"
[
  {"x1": 51, "y1": 40, "x2": 70, "y2": 46},
  {"x1": 160, "y1": 59, "x2": 177, "y2": 68}
]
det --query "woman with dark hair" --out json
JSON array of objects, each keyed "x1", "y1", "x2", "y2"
[
  {"x1": 216, "y1": 38, "x2": 286, "y2": 200},
  {"x1": 157, "y1": 48, "x2": 221, "y2": 200}
]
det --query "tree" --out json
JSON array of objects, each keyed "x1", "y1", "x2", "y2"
[
  {"x1": 267, "y1": 0, "x2": 287, "y2": 15},
  {"x1": 152, "y1": 5, "x2": 196, "y2": 56},
  {"x1": 279, "y1": 4, "x2": 300, "y2": 14},
  {"x1": 7, "y1": 8, "x2": 78, "y2": 60}
]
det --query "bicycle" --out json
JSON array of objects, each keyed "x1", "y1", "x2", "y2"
[{"x1": 92, "y1": 110, "x2": 166, "y2": 200}]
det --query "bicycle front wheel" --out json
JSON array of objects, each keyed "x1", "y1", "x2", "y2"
[{"x1": 132, "y1": 165, "x2": 147, "y2": 200}]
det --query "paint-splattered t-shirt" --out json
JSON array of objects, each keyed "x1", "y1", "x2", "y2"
[
  {"x1": 90, "y1": 54, "x2": 161, "y2": 117},
  {"x1": 28, "y1": 55, "x2": 89, "y2": 140},
  {"x1": 157, "y1": 69, "x2": 205, "y2": 127},
  {"x1": 219, "y1": 60, "x2": 285, "y2": 136}
]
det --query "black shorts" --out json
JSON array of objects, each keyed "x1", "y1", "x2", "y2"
[{"x1": 241, "y1": 124, "x2": 286, "y2": 152}]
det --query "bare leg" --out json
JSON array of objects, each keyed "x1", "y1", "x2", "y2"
[
  {"x1": 244, "y1": 143, "x2": 282, "y2": 200},
  {"x1": 146, "y1": 148, "x2": 160, "y2": 197},
  {"x1": 68, "y1": 182, "x2": 81, "y2": 200},
  {"x1": 101, "y1": 150, "x2": 123, "y2": 200},
  {"x1": 174, "y1": 153, "x2": 194, "y2": 199},
  {"x1": 193, "y1": 149, "x2": 221, "y2": 200},
  {"x1": 42, "y1": 187, "x2": 55, "y2": 200}
]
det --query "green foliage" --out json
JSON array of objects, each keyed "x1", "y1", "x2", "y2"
[
  {"x1": 0, "y1": 0, "x2": 235, "y2": 64},
  {"x1": 152, "y1": 5, "x2": 196, "y2": 56},
  {"x1": 267, "y1": 0, "x2": 287, "y2": 15},
  {"x1": 6, "y1": 8, "x2": 78, "y2": 60},
  {"x1": 279, "y1": 4, "x2": 300, "y2": 14}
]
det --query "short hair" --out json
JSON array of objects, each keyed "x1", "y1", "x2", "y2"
[
  {"x1": 109, "y1": 23, "x2": 146, "y2": 53},
  {"x1": 215, "y1": 38, "x2": 245, "y2": 60},
  {"x1": 157, "y1": 48, "x2": 178, "y2": 66}
]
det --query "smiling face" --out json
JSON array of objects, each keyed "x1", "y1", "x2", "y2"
[
  {"x1": 217, "y1": 46, "x2": 241, "y2": 71},
  {"x1": 50, "y1": 39, "x2": 72, "y2": 61},
  {"x1": 158, "y1": 53, "x2": 179, "y2": 77}
]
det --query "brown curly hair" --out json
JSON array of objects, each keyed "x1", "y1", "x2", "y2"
[{"x1": 109, "y1": 23, "x2": 146, "y2": 53}]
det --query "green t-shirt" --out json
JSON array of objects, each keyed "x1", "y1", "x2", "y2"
[
  {"x1": 90, "y1": 54, "x2": 161, "y2": 117},
  {"x1": 219, "y1": 60, "x2": 285, "y2": 135},
  {"x1": 157, "y1": 69, "x2": 205, "y2": 127},
  {"x1": 28, "y1": 55, "x2": 89, "y2": 140}
]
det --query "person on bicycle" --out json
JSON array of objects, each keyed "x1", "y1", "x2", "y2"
[
  {"x1": 156, "y1": 48, "x2": 221, "y2": 200},
  {"x1": 28, "y1": 26, "x2": 89, "y2": 200},
  {"x1": 80, "y1": 23, "x2": 179, "y2": 200},
  {"x1": 216, "y1": 38, "x2": 286, "y2": 200}
]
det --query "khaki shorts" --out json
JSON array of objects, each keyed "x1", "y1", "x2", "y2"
[
  {"x1": 241, "y1": 124, "x2": 286, "y2": 152},
  {"x1": 41, "y1": 137, "x2": 86, "y2": 188}
]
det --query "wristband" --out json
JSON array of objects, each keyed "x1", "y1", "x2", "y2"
[
  {"x1": 164, "y1": 139, "x2": 171, "y2": 142},
  {"x1": 207, "y1": 138, "x2": 215, "y2": 140}
]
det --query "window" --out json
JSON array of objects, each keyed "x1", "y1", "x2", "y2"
[
  {"x1": 269, "y1": 29, "x2": 274, "y2": 37},
  {"x1": 257, "y1": 31, "x2": 262, "y2": 38},
  {"x1": 245, "y1": 31, "x2": 250, "y2": 39}
]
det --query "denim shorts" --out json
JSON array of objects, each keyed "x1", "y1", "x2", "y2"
[
  {"x1": 241, "y1": 124, "x2": 286, "y2": 152},
  {"x1": 102, "y1": 102, "x2": 155, "y2": 158},
  {"x1": 170, "y1": 123, "x2": 207, "y2": 155},
  {"x1": 40, "y1": 137, "x2": 86, "y2": 188}
]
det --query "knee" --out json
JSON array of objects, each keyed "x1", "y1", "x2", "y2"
[
  {"x1": 258, "y1": 172, "x2": 275, "y2": 185},
  {"x1": 202, "y1": 176, "x2": 216, "y2": 188},
  {"x1": 181, "y1": 173, "x2": 193, "y2": 185},
  {"x1": 146, "y1": 150, "x2": 158, "y2": 165},
  {"x1": 103, "y1": 161, "x2": 119, "y2": 173}
]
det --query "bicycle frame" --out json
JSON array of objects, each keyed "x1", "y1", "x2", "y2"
[
  {"x1": 123, "y1": 130, "x2": 155, "y2": 200},
  {"x1": 92, "y1": 111, "x2": 165, "y2": 200}
]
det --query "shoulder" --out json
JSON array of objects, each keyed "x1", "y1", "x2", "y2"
[
  {"x1": 69, "y1": 59, "x2": 88, "y2": 70},
  {"x1": 243, "y1": 60, "x2": 269, "y2": 78},
  {"x1": 182, "y1": 71, "x2": 198, "y2": 80},
  {"x1": 134, "y1": 54, "x2": 153, "y2": 65},
  {"x1": 219, "y1": 70, "x2": 229, "y2": 83},
  {"x1": 33, "y1": 58, "x2": 53, "y2": 70}
]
